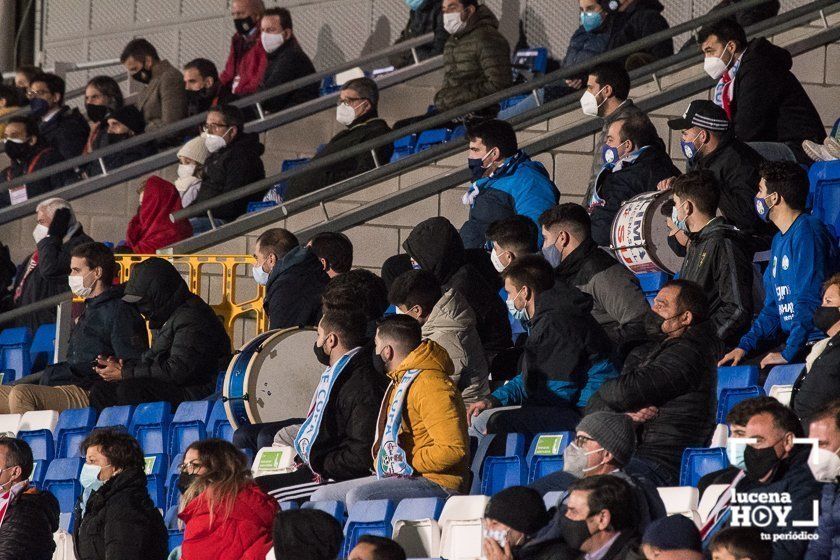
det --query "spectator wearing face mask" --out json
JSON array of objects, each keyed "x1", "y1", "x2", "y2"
[
  {"x1": 120, "y1": 38, "x2": 186, "y2": 133},
  {"x1": 1, "y1": 116, "x2": 70, "y2": 208},
  {"x1": 173, "y1": 136, "x2": 209, "y2": 208},
  {"x1": 806, "y1": 398, "x2": 840, "y2": 560},
  {"x1": 306, "y1": 231, "x2": 353, "y2": 278},
  {"x1": 83, "y1": 76, "x2": 125, "y2": 153},
  {"x1": 697, "y1": 19, "x2": 825, "y2": 164},
  {"x1": 719, "y1": 162, "x2": 839, "y2": 371},
  {"x1": 12, "y1": 199, "x2": 93, "y2": 332},
  {"x1": 640, "y1": 515, "x2": 703, "y2": 560},
  {"x1": 221, "y1": 0, "x2": 268, "y2": 98},
  {"x1": 557, "y1": 0, "x2": 620, "y2": 95},
  {"x1": 120, "y1": 176, "x2": 192, "y2": 254},
  {"x1": 284, "y1": 78, "x2": 393, "y2": 201},
  {"x1": 183, "y1": 59, "x2": 230, "y2": 118},
  {"x1": 0, "y1": 243, "x2": 15, "y2": 314},
  {"x1": 85, "y1": 104, "x2": 153, "y2": 178},
  {"x1": 458, "y1": 119, "x2": 559, "y2": 250},
  {"x1": 480, "y1": 486, "x2": 555, "y2": 560},
  {"x1": 708, "y1": 527, "x2": 772, "y2": 560},
  {"x1": 791, "y1": 274, "x2": 840, "y2": 425},
  {"x1": 486, "y1": 215, "x2": 539, "y2": 274},
  {"x1": 587, "y1": 114, "x2": 679, "y2": 247},
  {"x1": 389, "y1": 0, "x2": 448, "y2": 69},
  {"x1": 0, "y1": 84, "x2": 21, "y2": 140},
  {"x1": 13, "y1": 65, "x2": 39, "y2": 106},
  {"x1": 191, "y1": 104, "x2": 266, "y2": 230},
  {"x1": 258, "y1": 7, "x2": 318, "y2": 113},
  {"x1": 251, "y1": 228, "x2": 328, "y2": 330},
  {"x1": 26, "y1": 72, "x2": 89, "y2": 160}
]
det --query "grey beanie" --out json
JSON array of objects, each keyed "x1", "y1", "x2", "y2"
[{"x1": 576, "y1": 411, "x2": 636, "y2": 466}]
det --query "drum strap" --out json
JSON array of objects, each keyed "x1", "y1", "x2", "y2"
[
  {"x1": 373, "y1": 369, "x2": 422, "y2": 479},
  {"x1": 293, "y1": 347, "x2": 362, "y2": 468}
]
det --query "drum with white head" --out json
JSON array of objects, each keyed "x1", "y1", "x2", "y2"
[{"x1": 610, "y1": 190, "x2": 683, "y2": 275}]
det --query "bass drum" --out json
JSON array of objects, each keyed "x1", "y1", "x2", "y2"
[
  {"x1": 223, "y1": 327, "x2": 321, "y2": 430},
  {"x1": 610, "y1": 190, "x2": 683, "y2": 275}
]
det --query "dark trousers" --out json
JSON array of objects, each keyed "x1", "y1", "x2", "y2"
[
  {"x1": 88, "y1": 378, "x2": 193, "y2": 412},
  {"x1": 232, "y1": 418, "x2": 303, "y2": 456},
  {"x1": 623, "y1": 456, "x2": 678, "y2": 487}
]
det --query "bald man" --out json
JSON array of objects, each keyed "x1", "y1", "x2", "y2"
[{"x1": 220, "y1": 0, "x2": 268, "y2": 97}]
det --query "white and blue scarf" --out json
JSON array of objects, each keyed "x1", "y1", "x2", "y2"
[{"x1": 374, "y1": 369, "x2": 423, "y2": 478}]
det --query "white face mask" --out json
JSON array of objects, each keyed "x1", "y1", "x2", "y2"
[
  {"x1": 68, "y1": 270, "x2": 95, "y2": 298},
  {"x1": 33, "y1": 223, "x2": 50, "y2": 244},
  {"x1": 807, "y1": 445, "x2": 840, "y2": 483},
  {"x1": 703, "y1": 44, "x2": 734, "y2": 80},
  {"x1": 579, "y1": 86, "x2": 606, "y2": 117},
  {"x1": 490, "y1": 247, "x2": 506, "y2": 273},
  {"x1": 177, "y1": 163, "x2": 196, "y2": 179},
  {"x1": 443, "y1": 11, "x2": 467, "y2": 35},
  {"x1": 252, "y1": 262, "x2": 270, "y2": 285},
  {"x1": 261, "y1": 31, "x2": 285, "y2": 53},
  {"x1": 203, "y1": 130, "x2": 229, "y2": 153},
  {"x1": 336, "y1": 103, "x2": 357, "y2": 126}
]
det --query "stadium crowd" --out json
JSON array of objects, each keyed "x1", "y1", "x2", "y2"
[{"x1": 1, "y1": 0, "x2": 840, "y2": 559}]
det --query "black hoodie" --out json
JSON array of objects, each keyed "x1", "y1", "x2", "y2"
[
  {"x1": 264, "y1": 245, "x2": 329, "y2": 329},
  {"x1": 193, "y1": 130, "x2": 266, "y2": 221},
  {"x1": 403, "y1": 217, "x2": 511, "y2": 354},
  {"x1": 608, "y1": 0, "x2": 673, "y2": 61},
  {"x1": 121, "y1": 257, "x2": 231, "y2": 396}
]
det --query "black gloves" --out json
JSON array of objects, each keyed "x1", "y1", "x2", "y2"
[{"x1": 48, "y1": 208, "x2": 72, "y2": 238}]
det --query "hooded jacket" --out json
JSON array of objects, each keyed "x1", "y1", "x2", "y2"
[
  {"x1": 460, "y1": 150, "x2": 560, "y2": 250},
  {"x1": 179, "y1": 482, "x2": 278, "y2": 560},
  {"x1": 259, "y1": 37, "x2": 319, "y2": 113},
  {"x1": 72, "y1": 467, "x2": 167, "y2": 560},
  {"x1": 120, "y1": 258, "x2": 231, "y2": 397},
  {"x1": 729, "y1": 38, "x2": 826, "y2": 153},
  {"x1": 39, "y1": 105, "x2": 90, "y2": 159},
  {"x1": 0, "y1": 484, "x2": 60, "y2": 560},
  {"x1": 588, "y1": 321, "x2": 723, "y2": 478},
  {"x1": 608, "y1": 0, "x2": 673, "y2": 62},
  {"x1": 554, "y1": 238, "x2": 651, "y2": 351},
  {"x1": 193, "y1": 131, "x2": 266, "y2": 222},
  {"x1": 434, "y1": 5, "x2": 512, "y2": 112},
  {"x1": 264, "y1": 245, "x2": 329, "y2": 330},
  {"x1": 678, "y1": 218, "x2": 754, "y2": 348},
  {"x1": 489, "y1": 282, "x2": 617, "y2": 409},
  {"x1": 125, "y1": 176, "x2": 193, "y2": 254},
  {"x1": 403, "y1": 217, "x2": 511, "y2": 354},
  {"x1": 563, "y1": 15, "x2": 616, "y2": 72},
  {"x1": 220, "y1": 29, "x2": 268, "y2": 97},
  {"x1": 284, "y1": 112, "x2": 394, "y2": 201},
  {"x1": 589, "y1": 145, "x2": 681, "y2": 247},
  {"x1": 390, "y1": 0, "x2": 448, "y2": 68},
  {"x1": 378, "y1": 340, "x2": 469, "y2": 492},
  {"x1": 423, "y1": 288, "x2": 490, "y2": 404}
]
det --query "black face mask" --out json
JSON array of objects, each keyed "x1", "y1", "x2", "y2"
[
  {"x1": 743, "y1": 444, "x2": 781, "y2": 482},
  {"x1": 132, "y1": 68, "x2": 152, "y2": 85},
  {"x1": 814, "y1": 306, "x2": 840, "y2": 333},
  {"x1": 560, "y1": 516, "x2": 594, "y2": 551},
  {"x1": 643, "y1": 311, "x2": 667, "y2": 339},
  {"x1": 313, "y1": 340, "x2": 331, "y2": 366},
  {"x1": 177, "y1": 472, "x2": 197, "y2": 494},
  {"x1": 372, "y1": 349, "x2": 387, "y2": 376},
  {"x1": 186, "y1": 88, "x2": 214, "y2": 109},
  {"x1": 15, "y1": 86, "x2": 28, "y2": 106},
  {"x1": 107, "y1": 132, "x2": 132, "y2": 144},
  {"x1": 234, "y1": 16, "x2": 255, "y2": 35},
  {"x1": 85, "y1": 103, "x2": 111, "y2": 123},
  {"x1": 4, "y1": 140, "x2": 34, "y2": 162}
]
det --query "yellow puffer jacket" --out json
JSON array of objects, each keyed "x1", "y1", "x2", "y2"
[{"x1": 381, "y1": 340, "x2": 470, "y2": 492}]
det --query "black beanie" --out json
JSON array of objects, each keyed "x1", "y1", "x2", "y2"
[
  {"x1": 484, "y1": 486, "x2": 549, "y2": 535},
  {"x1": 273, "y1": 508, "x2": 344, "y2": 560}
]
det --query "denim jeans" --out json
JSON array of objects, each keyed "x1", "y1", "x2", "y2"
[
  {"x1": 308, "y1": 475, "x2": 458, "y2": 508},
  {"x1": 189, "y1": 217, "x2": 227, "y2": 234}
]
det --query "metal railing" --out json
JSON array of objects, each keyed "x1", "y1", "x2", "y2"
[{"x1": 0, "y1": 32, "x2": 437, "y2": 192}]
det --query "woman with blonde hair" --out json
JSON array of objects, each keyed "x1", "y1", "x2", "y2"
[{"x1": 177, "y1": 439, "x2": 277, "y2": 560}]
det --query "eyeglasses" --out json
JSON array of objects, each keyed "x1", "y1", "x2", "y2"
[
  {"x1": 336, "y1": 97, "x2": 365, "y2": 107},
  {"x1": 201, "y1": 123, "x2": 230, "y2": 134},
  {"x1": 574, "y1": 435, "x2": 596, "y2": 448},
  {"x1": 26, "y1": 89, "x2": 51, "y2": 99},
  {"x1": 178, "y1": 460, "x2": 203, "y2": 473}
]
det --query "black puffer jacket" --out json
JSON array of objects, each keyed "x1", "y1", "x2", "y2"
[
  {"x1": 608, "y1": 0, "x2": 673, "y2": 62},
  {"x1": 120, "y1": 258, "x2": 231, "y2": 398},
  {"x1": 1, "y1": 144, "x2": 71, "y2": 207},
  {"x1": 390, "y1": 0, "x2": 448, "y2": 68},
  {"x1": 264, "y1": 245, "x2": 329, "y2": 329},
  {"x1": 193, "y1": 131, "x2": 266, "y2": 222},
  {"x1": 403, "y1": 217, "x2": 511, "y2": 354},
  {"x1": 72, "y1": 467, "x2": 167, "y2": 560},
  {"x1": 260, "y1": 37, "x2": 319, "y2": 113},
  {"x1": 590, "y1": 146, "x2": 680, "y2": 247},
  {"x1": 679, "y1": 218, "x2": 754, "y2": 349},
  {"x1": 792, "y1": 334, "x2": 840, "y2": 424},
  {"x1": 588, "y1": 320, "x2": 722, "y2": 476},
  {"x1": 41, "y1": 285, "x2": 148, "y2": 389},
  {"x1": 39, "y1": 105, "x2": 90, "y2": 159},
  {"x1": 308, "y1": 346, "x2": 389, "y2": 480},
  {"x1": 0, "y1": 485, "x2": 59, "y2": 560}
]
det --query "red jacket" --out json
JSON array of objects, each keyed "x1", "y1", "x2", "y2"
[
  {"x1": 220, "y1": 31, "x2": 268, "y2": 96},
  {"x1": 125, "y1": 175, "x2": 192, "y2": 254},
  {"x1": 179, "y1": 483, "x2": 278, "y2": 560}
]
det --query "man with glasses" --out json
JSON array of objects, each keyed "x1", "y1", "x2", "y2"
[
  {"x1": 188, "y1": 104, "x2": 266, "y2": 232},
  {"x1": 284, "y1": 77, "x2": 393, "y2": 201},
  {"x1": 0, "y1": 437, "x2": 60, "y2": 560},
  {"x1": 1, "y1": 116, "x2": 70, "y2": 208},
  {"x1": 27, "y1": 72, "x2": 89, "y2": 159}
]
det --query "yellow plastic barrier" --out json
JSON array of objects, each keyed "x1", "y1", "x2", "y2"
[{"x1": 113, "y1": 254, "x2": 267, "y2": 339}]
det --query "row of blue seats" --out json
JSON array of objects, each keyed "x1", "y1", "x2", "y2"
[{"x1": 0, "y1": 324, "x2": 57, "y2": 383}]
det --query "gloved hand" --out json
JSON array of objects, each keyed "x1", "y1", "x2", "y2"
[{"x1": 47, "y1": 208, "x2": 72, "y2": 238}]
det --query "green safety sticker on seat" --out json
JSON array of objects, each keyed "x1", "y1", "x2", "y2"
[
  {"x1": 534, "y1": 434, "x2": 564, "y2": 456},
  {"x1": 144, "y1": 456, "x2": 156, "y2": 475},
  {"x1": 258, "y1": 450, "x2": 285, "y2": 471}
]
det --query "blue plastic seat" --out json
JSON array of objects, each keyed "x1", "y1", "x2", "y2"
[
  {"x1": 43, "y1": 457, "x2": 84, "y2": 513},
  {"x1": 527, "y1": 432, "x2": 573, "y2": 483},
  {"x1": 165, "y1": 453, "x2": 185, "y2": 511},
  {"x1": 55, "y1": 407, "x2": 97, "y2": 458},
  {"x1": 31, "y1": 458, "x2": 48, "y2": 488},
  {"x1": 808, "y1": 160, "x2": 840, "y2": 236},
  {"x1": 131, "y1": 402, "x2": 172, "y2": 455},
  {"x1": 512, "y1": 47, "x2": 549, "y2": 74},
  {"x1": 247, "y1": 200, "x2": 278, "y2": 213},
  {"x1": 637, "y1": 272, "x2": 670, "y2": 305},
  {"x1": 96, "y1": 405, "x2": 135, "y2": 432},
  {"x1": 19, "y1": 427, "x2": 55, "y2": 462},
  {"x1": 391, "y1": 497, "x2": 444, "y2": 527},
  {"x1": 763, "y1": 364, "x2": 806, "y2": 393},
  {"x1": 169, "y1": 401, "x2": 212, "y2": 456},
  {"x1": 343, "y1": 499, "x2": 397, "y2": 557},
  {"x1": 717, "y1": 386, "x2": 766, "y2": 424},
  {"x1": 59, "y1": 512, "x2": 74, "y2": 532},
  {"x1": 390, "y1": 134, "x2": 418, "y2": 162},
  {"x1": 145, "y1": 453, "x2": 169, "y2": 509},
  {"x1": 29, "y1": 324, "x2": 56, "y2": 374},
  {"x1": 679, "y1": 447, "x2": 728, "y2": 487},
  {"x1": 717, "y1": 366, "x2": 760, "y2": 399},
  {"x1": 415, "y1": 129, "x2": 451, "y2": 153},
  {"x1": 320, "y1": 75, "x2": 340, "y2": 96},
  {"x1": 479, "y1": 433, "x2": 529, "y2": 495},
  {"x1": 449, "y1": 125, "x2": 466, "y2": 141},
  {"x1": 499, "y1": 94, "x2": 529, "y2": 111},
  {"x1": 164, "y1": 505, "x2": 184, "y2": 552},
  {"x1": 301, "y1": 500, "x2": 347, "y2": 525},
  {"x1": 279, "y1": 501, "x2": 299, "y2": 511},
  {"x1": 0, "y1": 327, "x2": 32, "y2": 383},
  {"x1": 208, "y1": 400, "x2": 234, "y2": 442}
]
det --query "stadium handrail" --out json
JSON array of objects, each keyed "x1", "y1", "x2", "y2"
[
  {"x1": 0, "y1": 32, "x2": 437, "y2": 190},
  {"x1": 0, "y1": 291, "x2": 72, "y2": 326},
  {"x1": 166, "y1": 0, "x2": 838, "y2": 252}
]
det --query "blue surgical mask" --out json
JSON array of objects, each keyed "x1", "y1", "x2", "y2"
[
  {"x1": 403, "y1": 0, "x2": 425, "y2": 9},
  {"x1": 726, "y1": 439, "x2": 747, "y2": 471},
  {"x1": 680, "y1": 132, "x2": 702, "y2": 160},
  {"x1": 601, "y1": 144, "x2": 620, "y2": 165},
  {"x1": 754, "y1": 193, "x2": 775, "y2": 222},
  {"x1": 506, "y1": 288, "x2": 530, "y2": 322},
  {"x1": 542, "y1": 243, "x2": 562, "y2": 268},
  {"x1": 580, "y1": 11, "x2": 604, "y2": 32},
  {"x1": 79, "y1": 463, "x2": 106, "y2": 491},
  {"x1": 29, "y1": 97, "x2": 50, "y2": 119},
  {"x1": 671, "y1": 202, "x2": 688, "y2": 232}
]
